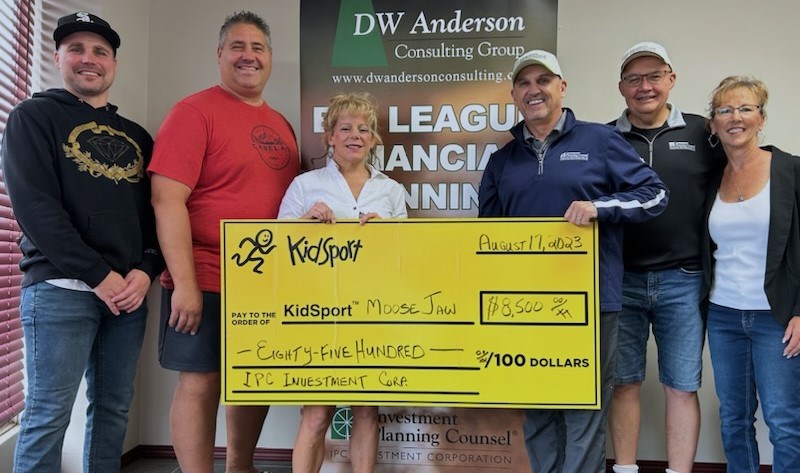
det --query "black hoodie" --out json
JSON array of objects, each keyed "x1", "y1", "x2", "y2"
[{"x1": 1, "y1": 88, "x2": 163, "y2": 288}]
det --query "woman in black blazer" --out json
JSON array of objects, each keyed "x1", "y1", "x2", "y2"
[{"x1": 702, "y1": 76, "x2": 800, "y2": 473}]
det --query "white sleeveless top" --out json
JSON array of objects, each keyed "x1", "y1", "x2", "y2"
[{"x1": 708, "y1": 180, "x2": 771, "y2": 310}]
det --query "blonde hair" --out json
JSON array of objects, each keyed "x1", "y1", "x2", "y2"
[
  {"x1": 322, "y1": 92, "x2": 382, "y2": 163},
  {"x1": 708, "y1": 75, "x2": 768, "y2": 119}
]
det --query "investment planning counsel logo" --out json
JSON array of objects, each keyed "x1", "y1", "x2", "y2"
[{"x1": 330, "y1": 406, "x2": 354, "y2": 440}]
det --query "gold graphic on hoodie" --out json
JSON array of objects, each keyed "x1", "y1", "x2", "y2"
[{"x1": 63, "y1": 121, "x2": 144, "y2": 183}]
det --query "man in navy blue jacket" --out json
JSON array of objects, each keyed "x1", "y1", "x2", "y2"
[{"x1": 479, "y1": 49, "x2": 668, "y2": 473}]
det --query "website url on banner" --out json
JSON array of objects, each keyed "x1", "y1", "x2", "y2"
[{"x1": 331, "y1": 69, "x2": 508, "y2": 85}]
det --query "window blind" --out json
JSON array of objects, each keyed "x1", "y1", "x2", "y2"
[{"x1": 0, "y1": 0, "x2": 33, "y2": 427}]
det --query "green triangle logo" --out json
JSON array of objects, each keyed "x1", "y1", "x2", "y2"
[{"x1": 332, "y1": 0, "x2": 388, "y2": 67}]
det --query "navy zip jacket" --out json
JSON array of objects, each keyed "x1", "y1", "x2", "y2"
[{"x1": 479, "y1": 108, "x2": 669, "y2": 311}]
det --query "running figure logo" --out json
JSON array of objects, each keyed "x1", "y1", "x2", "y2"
[{"x1": 231, "y1": 229, "x2": 276, "y2": 274}]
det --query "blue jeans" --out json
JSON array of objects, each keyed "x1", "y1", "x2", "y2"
[
  {"x1": 707, "y1": 303, "x2": 800, "y2": 473},
  {"x1": 13, "y1": 282, "x2": 147, "y2": 473},
  {"x1": 616, "y1": 268, "x2": 704, "y2": 391}
]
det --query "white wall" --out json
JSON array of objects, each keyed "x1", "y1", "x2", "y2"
[
  {"x1": 45, "y1": 0, "x2": 798, "y2": 470},
  {"x1": 145, "y1": 0, "x2": 302, "y2": 136},
  {"x1": 0, "y1": 427, "x2": 17, "y2": 473},
  {"x1": 558, "y1": 0, "x2": 797, "y2": 151}
]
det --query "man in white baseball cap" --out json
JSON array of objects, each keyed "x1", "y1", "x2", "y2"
[
  {"x1": 619, "y1": 41, "x2": 672, "y2": 74},
  {"x1": 480, "y1": 49, "x2": 669, "y2": 473},
  {"x1": 511, "y1": 48, "x2": 563, "y2": 80},
  {"x1": 608, "y1": 41, "x2": 722, "y2": 473}
]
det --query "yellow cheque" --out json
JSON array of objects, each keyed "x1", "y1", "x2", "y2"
[{"x1": 221, "y1": 218, "x2": 599, "y2": 409}]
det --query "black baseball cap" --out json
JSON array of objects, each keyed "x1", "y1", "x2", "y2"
[{"x1": 54, "y1": 12, "x2": 120, "y2": 51}]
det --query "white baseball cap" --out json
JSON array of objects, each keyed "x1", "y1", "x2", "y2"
[
  {"x1": 620, "y1": 41, "x2": 672, "y2": 74},
  {"x1": 512, "y1": 49, "x2": 562, "y2": 81}
]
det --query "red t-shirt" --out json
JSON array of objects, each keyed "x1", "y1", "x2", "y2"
[{"x1": 148, "y1": 86, "x2": 299, "y2": 292}]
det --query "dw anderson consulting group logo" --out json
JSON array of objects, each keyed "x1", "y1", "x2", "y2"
[{"x1": 330, "y1": 1, "x2": 527, "y2": 67}]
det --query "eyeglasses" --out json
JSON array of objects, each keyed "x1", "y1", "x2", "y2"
[
  {"x1": 621, "y1": 70, "x2": 670, "y2": 87},
  {"x1": 713, "y1": 104, "x2": 761, "y2": 118}
]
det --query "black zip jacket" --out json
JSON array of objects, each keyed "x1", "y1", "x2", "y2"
[{"x1": 611, "y1": 106, "x2": 724, "y2": 271}]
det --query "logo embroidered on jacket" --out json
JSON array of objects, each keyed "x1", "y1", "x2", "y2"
[
  {"x1": 560, "y1": 151, "x2": 589, "y2": 161},
  {"x1": 668, "y1": 141, "x2": 696, "y2": 152}
]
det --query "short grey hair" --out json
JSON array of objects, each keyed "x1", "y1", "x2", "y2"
[{"x1": 218, "y1": 11, "x2": 271, "y2": 50}]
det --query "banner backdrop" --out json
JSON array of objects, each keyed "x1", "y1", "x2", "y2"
[
  {"x1": 300, "y1": 0, "x2": 557, "y2": 217},
  {"x1": 299, "y1": 1, "x2": 558, "y2": 470}
]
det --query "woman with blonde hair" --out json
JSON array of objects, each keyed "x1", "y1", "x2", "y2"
[
  {"x1": 702, "y1": 76, "x2": 800, "y2": 472},
  {"x1": 279, "y1": 92, "x2": 407, "y2": 472}
]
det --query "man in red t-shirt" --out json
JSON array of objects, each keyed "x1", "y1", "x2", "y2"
[{"x1": 148, "y1": 11, "x2": 299, "y2": 473}]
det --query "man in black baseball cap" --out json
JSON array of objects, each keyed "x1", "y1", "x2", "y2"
[
  {"x1": 54, "y1": 11, "x2": 120, "y2": 52},
  {"x1": 5, "y1": 8, "x2": 162, "y2": 473}
]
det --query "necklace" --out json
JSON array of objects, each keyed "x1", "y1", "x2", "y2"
[
  {"x1": 725, "y1": 152, "x2": 759, "y2": 202},
  {"x1": 728, "y1": 167, "x2": 746, "y2": 202}
]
